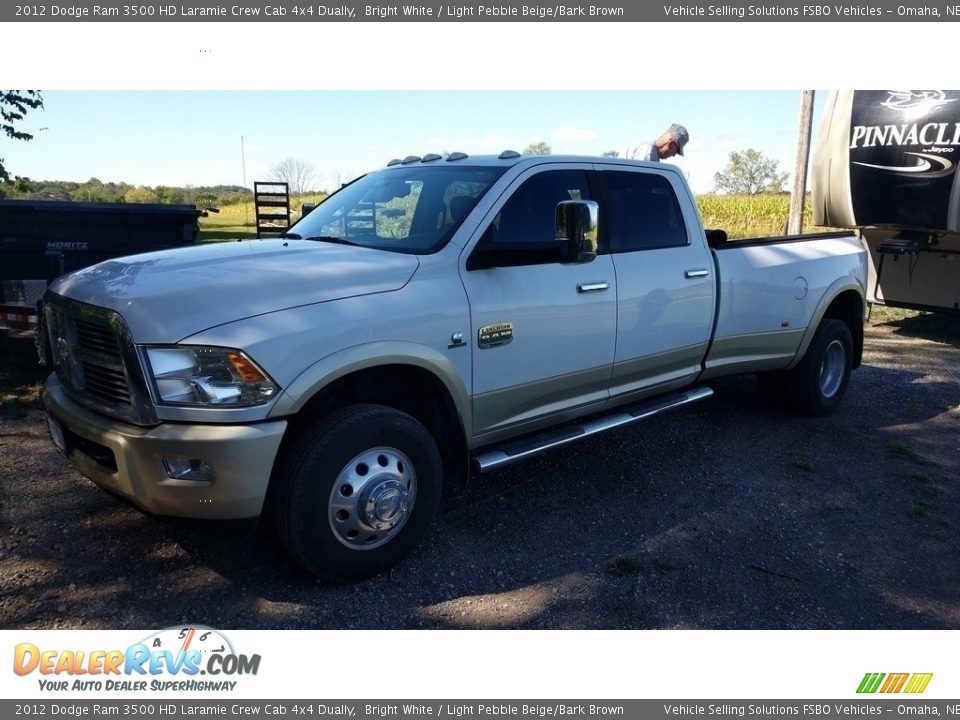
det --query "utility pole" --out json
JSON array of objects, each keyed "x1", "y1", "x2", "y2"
[
  {"x1": 241, "y1": 135, "x2": 250, "y2": 226},
  {"x1": 787, "y1": 90, "x2": 815, "y2": 236}
]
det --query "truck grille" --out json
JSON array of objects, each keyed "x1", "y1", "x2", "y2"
[
  {"x1": 74, "y1": 319, "x2": 132, "y2": 405},
  {"x1": 44, "y1": 295, "x2": 156, "y2": 425}
]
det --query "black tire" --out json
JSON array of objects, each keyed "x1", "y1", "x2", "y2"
[
  {"x1": 275, "y1": 404, "x2": 443, "y2": 582},
  {"x1": 787, "y1": 318, "x2": 853, "y2": 417}
]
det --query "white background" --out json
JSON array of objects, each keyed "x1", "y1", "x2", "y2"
[
  {"x1": 4, "y1": 629, "x2": 958, "y2": 698},
  {"x1": 3, "y1": 19, "x2": 957, "y2": 701}
]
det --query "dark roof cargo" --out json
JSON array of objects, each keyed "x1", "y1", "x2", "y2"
[
  {"x1": 812, "y1": 90, "x2": 960, "y2": 314},
  {"x1": 0, "y1": 199, "x2": 202, "y2": 324}
]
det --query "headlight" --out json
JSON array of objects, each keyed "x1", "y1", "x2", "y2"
[{"x1": 144, "y1": 346, "x2": 278, "y2": 407}]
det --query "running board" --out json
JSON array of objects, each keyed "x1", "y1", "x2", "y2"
[{"x1": 472, "y1": 386, "x2": 714, "y2": 473}]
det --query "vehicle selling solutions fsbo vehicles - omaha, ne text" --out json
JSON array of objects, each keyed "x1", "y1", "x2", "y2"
[{"x1": 41, "y1": 152, "x2": 868, "y2": 580}]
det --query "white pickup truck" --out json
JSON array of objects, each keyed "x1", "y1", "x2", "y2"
[{"x1": 41, "y1": 153, "x2": 868, "y2": 581}]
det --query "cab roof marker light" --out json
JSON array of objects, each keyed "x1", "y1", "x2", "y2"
[
  {"x1": 446, "y1": 152, "x2": 468, "y2": 161},
  {"x1": 499, "y1": 150, "x2": 521, "y2": 159},
  {"x1": 401, "y1": 155, "x2": 422, "y2": 164},
  {"x1": 386, "y1": 159, "x2": 402, "y2": 166},
  {"x1": 422, "y1": 153, "x2": 442, "y2": 162}
]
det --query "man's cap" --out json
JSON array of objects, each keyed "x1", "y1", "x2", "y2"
[{"x1": 666, "y1": 123, "x2": 689, "y2": 156}]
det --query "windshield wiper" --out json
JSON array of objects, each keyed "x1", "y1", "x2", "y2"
[
  {"x1": 305, "y1": 235, "x2": 360, "y2": 246},
  {"x1": 279, "y1": 232, "x2": 302, "y2": 239}
]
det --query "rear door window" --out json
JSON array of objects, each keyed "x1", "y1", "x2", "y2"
[{"x1": 601, "y1": 171, "x2": 688, "y2": 252}]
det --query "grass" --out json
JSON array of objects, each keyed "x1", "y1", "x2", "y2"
[
  {"x1": 906, "y1": 473, "x2": 946, "y2": 490},
  {"x1": 869, "y1": 306, "x2": 917, "y2": 324},
  {"x1": 869, "y1": 305, "x2": 960, "y2": 345},
  {"x1": 0, "y1": 595, "x2": 29, "y2": 626},
  {"x1": 888, "y1": 441, "x2": 934, "y2": 466},
  {"x1": 197, "y1": 193, "x2": 327, "y2": 243}
]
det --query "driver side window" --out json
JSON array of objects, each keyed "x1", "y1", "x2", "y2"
[{"x1": 487, "y1": 170, "x2": 592, "y2": 245}]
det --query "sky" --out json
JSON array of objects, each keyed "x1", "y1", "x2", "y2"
[{"x1": 2, "y1": 90, "x2": 822, "y2": 195}]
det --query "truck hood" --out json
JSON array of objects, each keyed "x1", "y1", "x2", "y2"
[{"x1": 49, "y1": 239, "x2": 420, "y2": 343}]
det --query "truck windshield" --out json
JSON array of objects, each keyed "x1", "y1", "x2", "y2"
[{"x1": 289, "y1": 165, "x2": 506, "y2": 254}]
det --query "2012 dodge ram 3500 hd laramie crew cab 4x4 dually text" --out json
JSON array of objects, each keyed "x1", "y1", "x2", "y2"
[{"x1": 41, "y1": 153, "x2": 868, "y2": 581}]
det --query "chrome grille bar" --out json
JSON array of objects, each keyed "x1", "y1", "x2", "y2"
[{"x1": 43, "y1": 294, "x2": 157, "y2": 426}]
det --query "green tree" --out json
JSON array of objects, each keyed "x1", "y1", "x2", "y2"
[
  {"x1": 714, "y1": 148, "x2": 789, "y2": 195},
  {"x1": 602, "y1": 150, "x2": 620, "y2": 157},
  {"x1": 1, "y1": 91, "x2": 44, "y2": 181},
  {"x1": 156, "y1": 185, "x2": 186, "y2": 204},
  {"x1": 13, "y1": 176, "x2": 34, "y2": 194},
  {"x1": 522, "y1": 141, "x2": 552, "y2": 155},
  {"x1": 124, "y1": 186, "x2": 159, "y2": 204}
]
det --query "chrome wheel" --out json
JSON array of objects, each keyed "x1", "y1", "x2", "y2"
[
  {"x1": 819, "y1": 339, "x2": 846, "y2": 399},
  {"x1": 328, "y1": 447, "x2": 416, "y2": 550}
]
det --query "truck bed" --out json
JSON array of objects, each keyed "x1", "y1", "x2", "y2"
[{"x1": 702, "y1": 231, "x2": 866, "y2": 378}]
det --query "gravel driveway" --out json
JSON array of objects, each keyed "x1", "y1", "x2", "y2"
[{"x1": 1, "y1": 309, "x2": 957, "y2": 629}]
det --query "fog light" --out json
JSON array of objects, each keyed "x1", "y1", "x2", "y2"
[{"x1": 162, "y1": 457, "x2": 214, "y2": 483}]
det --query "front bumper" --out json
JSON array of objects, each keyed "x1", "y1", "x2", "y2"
[{"x1": 42, "y1": 374, "x2": 287, "y2": 520}]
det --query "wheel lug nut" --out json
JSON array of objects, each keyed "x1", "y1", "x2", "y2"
[{"x1": 376, "y1": 523, "x2": 383, "y2": 530}]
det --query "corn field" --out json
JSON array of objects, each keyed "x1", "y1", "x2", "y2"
[{"x1": 696, "y1": 194, "x2": 818, "y2": 240}]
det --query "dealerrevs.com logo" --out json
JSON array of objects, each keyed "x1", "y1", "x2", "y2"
[
  {"x1": 13, "y1": 626, "x2": 261, "y2": 692},
  {"x1": 857, "y1": 673, "x2": 933, "y2": 694}
]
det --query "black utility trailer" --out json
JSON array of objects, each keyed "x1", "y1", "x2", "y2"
[{"x1": 0, "y1": 200, "x2": 202, "y2": 326}]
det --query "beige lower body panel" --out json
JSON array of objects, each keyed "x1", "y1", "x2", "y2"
[
  {"x1": 43, "y1": 376, "x2": 287, "y2": 520},
  {"x1": 608, "y1": 344, "x2": 705, "y2": 399},
  {"x1": 471, "y1": 366, "x2": 611, "y2": 448},
  {"x1": 700, "y1": 329, "x2": 805, "y2": 380},
  {"x1": 471, "y1": 348, "x2": 708, "y2": 448}
]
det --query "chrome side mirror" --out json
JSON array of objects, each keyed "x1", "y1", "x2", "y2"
[{"x1": 556, "y1": 200, "x2": 599, "y2": 264}]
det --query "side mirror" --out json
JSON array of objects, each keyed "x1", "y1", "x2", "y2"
[{"x1": 556, "y1": 200, "x2": 599, "y2": 264}]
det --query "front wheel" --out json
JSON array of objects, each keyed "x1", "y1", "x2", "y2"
[
  {"x1": 275, "y1": 404, "x2": 443, "y2": 582},
  {"x1": 788, "y1": 318, "x2": 853, "y2": 416}
]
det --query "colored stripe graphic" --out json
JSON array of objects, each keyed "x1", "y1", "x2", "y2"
[
  {"x1": 857, "y1": 672, "x2": 932, "y2": 694},
  {"x1": 880, "y1": 673, "x2": 909, "y2": 693},
  {"x1": 904, "y1": 674, "x2": 933, "y2": 694}
]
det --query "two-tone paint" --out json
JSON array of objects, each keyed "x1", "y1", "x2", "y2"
[{"x1": 42, "y1": 154, "x2": 867, "y2": 521}]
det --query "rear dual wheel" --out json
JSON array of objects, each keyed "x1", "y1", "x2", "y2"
[
  {"x1": 789, "y1": 318, "x2": 853, "y2": 416},
  {"x1": 758, "y1": 318, "x2": 853, "y2": 416}
]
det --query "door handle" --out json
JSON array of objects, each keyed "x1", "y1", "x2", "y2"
[
  {"x1": 685, "y1": 269, "x2": 710, "y2": 279},
  {"x1": 577, "y1": 282, "x2": 610, "y2": 293}
]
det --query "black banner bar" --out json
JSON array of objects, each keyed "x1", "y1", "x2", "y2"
[{"x1": 4, "y1": 1, "x2": 960, "y2": 22}]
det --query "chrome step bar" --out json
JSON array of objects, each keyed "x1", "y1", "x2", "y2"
[{"x1": 472, "y1": 386, "x2": 714, "y2": 474}]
